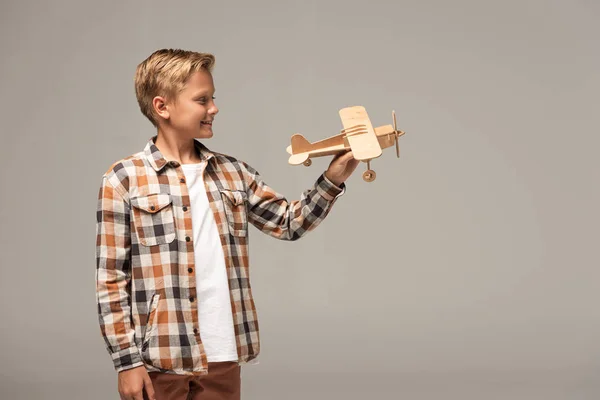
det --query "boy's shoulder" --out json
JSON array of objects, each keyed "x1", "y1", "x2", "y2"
[
  {"x1": 100, "y1": 149, "x2": 147, "y2": 197},
  {"x1": 102, "y1": 151, "x2": 145, "y2": 177},
  {"x1": 211, "y1": 150, "x2": 247, "y2": 167},
  {"x1": 211, "y1": 150, "x2": 261, "y2": 178}
]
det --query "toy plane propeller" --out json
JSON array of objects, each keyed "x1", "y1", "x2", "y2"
[{"x1": 286, "y1": 106, "x2": 406, "y2": 182}]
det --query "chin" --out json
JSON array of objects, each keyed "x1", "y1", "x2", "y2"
[{"x1": 194, "y1": 131, "x2": 213, "y2": 139}]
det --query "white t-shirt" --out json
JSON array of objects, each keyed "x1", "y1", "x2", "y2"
[{"x1": 181, "y1": 162, "x2": 238, "y2": 362}]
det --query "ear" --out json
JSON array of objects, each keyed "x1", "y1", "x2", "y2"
[{"x1": 153, "y1": 96, "x2": 170, "y2": 120}]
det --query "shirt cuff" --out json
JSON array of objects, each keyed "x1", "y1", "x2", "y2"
[
  {"x1": 317, "y1": 173, "x2": 346, "y2": 201},
  {"x1": 112, "y1": 345, "x2": 144, "y2": 373}
]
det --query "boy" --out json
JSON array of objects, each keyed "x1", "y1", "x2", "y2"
[{"x1": 96, "y1": 49, "x2": 359, "y2": 400}]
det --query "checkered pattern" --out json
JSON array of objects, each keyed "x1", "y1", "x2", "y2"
[{"x1": 96, "y1": 136, "x2": 345, "y2": 375}]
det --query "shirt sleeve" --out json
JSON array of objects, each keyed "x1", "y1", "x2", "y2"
[
  {"x1": 95, "y1": 176, "x2": 144, "y2": 372},
  {"x1": 243, "y1": 163, "x2": 346, "y2": 241}
]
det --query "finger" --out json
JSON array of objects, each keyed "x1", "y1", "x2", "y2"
[
  {"x1": 334, "y1": 151, "x2": 355, "y2": 165},
  {"x1": 143, "y1": 375, "x2": 156, "y2": 400},
  {"x1": 331, "y1": 150, "x2": 348, "y2": 162},
  {"x1": 334, "y1": 150, "x2": 352, "y2": 161},
  {"x1": 342, "y1": 151, "x2": 356, "y2": 161},
  {"x1": 132, "y1": 391, "x2": 144, "y2": 400}
]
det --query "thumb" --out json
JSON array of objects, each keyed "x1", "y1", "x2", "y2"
[
  {"x1": 335, "y1": 150, "x2": 354, "y2": 163},
  {"x1": 339, "y1": 151, "x2": 358, "y2": 165},
  {"x1": 143, "y1": 374, "x2": 156, "y2": 400}
]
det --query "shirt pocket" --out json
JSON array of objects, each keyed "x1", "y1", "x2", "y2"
[
  {"x1": 130, "y1": 193, "x2": 176, "y2": 246},
  {"x1": 219, "y1": 189, "x2": 248, "y2": 237}
]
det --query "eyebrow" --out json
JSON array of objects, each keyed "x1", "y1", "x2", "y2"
[{"x1": 192, "y1": 90, "x2": 215, "y2": 98}]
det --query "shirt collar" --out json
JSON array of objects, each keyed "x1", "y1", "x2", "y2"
[{"x1": 144, "y1": 135, "x2": 216, "y2": 172}]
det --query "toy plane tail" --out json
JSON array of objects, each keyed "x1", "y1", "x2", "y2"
[{"x1": 289, "y1": 134, "x2": 312, "y2": 155}]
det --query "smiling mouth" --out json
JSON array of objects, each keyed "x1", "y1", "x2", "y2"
[{"x1": 201, "y1": 121, "x2": 213, "y2": 125}]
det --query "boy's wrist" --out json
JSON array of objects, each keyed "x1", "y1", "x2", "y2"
[{"x1": 324, "y1": 171, "x2": 343, "y2": 187}]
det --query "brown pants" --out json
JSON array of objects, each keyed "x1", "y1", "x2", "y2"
[{"x1": 144, "y1": 362, "x2": 241, "y2": 400}]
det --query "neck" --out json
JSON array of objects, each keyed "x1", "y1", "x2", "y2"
[{"x1": 154, "y1": 130, "x2": 202, "y2": 164}]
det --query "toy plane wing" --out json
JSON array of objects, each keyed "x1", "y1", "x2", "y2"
[{"x1": 339, "y1": 106, "x2": 382, "y2": 161}]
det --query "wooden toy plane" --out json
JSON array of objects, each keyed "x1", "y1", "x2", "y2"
[{"x1": 286, "y1": 106, "x2": 406, "y2": 182}]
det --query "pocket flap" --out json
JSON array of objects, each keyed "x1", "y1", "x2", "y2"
[
  {"x1": 220, "y1": 189, "x2": 247, "y2": 206},
  {"x1": 131, "y1": 193, "x2": 172, "y2": 213}
]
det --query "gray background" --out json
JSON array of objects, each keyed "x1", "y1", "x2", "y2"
[{"x1": 1, "y1": 0, "x2": 598, "y2": 399}]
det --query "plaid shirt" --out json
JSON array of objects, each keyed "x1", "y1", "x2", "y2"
[{"x1": 96, "y1": 136, "x2": 345, "y2": 375}]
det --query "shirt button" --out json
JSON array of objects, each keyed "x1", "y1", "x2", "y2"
[
  {"x1": 189, "y1": 296, "x2": 195, "y2": 302},
  {"x1": 180, "y1": 178, "x2": 185, "y2": 183},
  {"x1": 186, "y1": 236, "x2": 191, "y2": 242},
  {"x1": 194, "y1": 328, "x2": 199, "y2": 334},
  {"x1": 150, "y1": 205, "x2": 155, "y2": 211},
  {"x1": 188, "y1": 268, "x2": 193, "y2": 273},
  {"x1": 183, "y1": 206, "x2": 188, "y2": 211}
]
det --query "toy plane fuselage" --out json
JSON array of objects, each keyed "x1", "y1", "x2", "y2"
[
  {"x1": 286, "y1": 124, "x2": 400, "y2": 165},
  {"x1": 286, "y1": 106, "x2": 406, "y2": 182}
]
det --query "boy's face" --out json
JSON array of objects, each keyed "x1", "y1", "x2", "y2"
[{"x1": 158, "y1": 69, "x2": 219, "y2": 139}]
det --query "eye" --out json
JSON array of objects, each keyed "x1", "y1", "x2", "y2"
[{"x1": 197, "y1": 96, "x2": 216, "y2": 104}]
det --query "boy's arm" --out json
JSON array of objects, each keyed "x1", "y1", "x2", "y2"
[
  {"x1": 96, "y1": 176, "x2": 143, "y2": 372},
  {"x1": 243, "y1": 162, "x2": 346, "y2": 241}
]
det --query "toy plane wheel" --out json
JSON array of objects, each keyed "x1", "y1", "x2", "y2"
[
  {"x1": 303, "y1": 159, "x2": 312, "y2": 167},
  {"x1": 363, "y1": 170, "x2": 376, "y2": 182}
]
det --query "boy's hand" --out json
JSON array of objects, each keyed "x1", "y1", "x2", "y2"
[
  {"x1": 118, "y1": 365, "x2": 155, "y2": 400},
  {"x1": 324, "y1": 151, "x2": 360, "y2": 187}
]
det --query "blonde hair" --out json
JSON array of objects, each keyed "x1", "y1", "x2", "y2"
[{"x1": 135, "y1": 49, "x2": 215, "y2": 127}]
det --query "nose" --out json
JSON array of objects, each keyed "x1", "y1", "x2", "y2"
[{"x1": 209, "y1": 103, "x2": 219, "y2": 116}]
